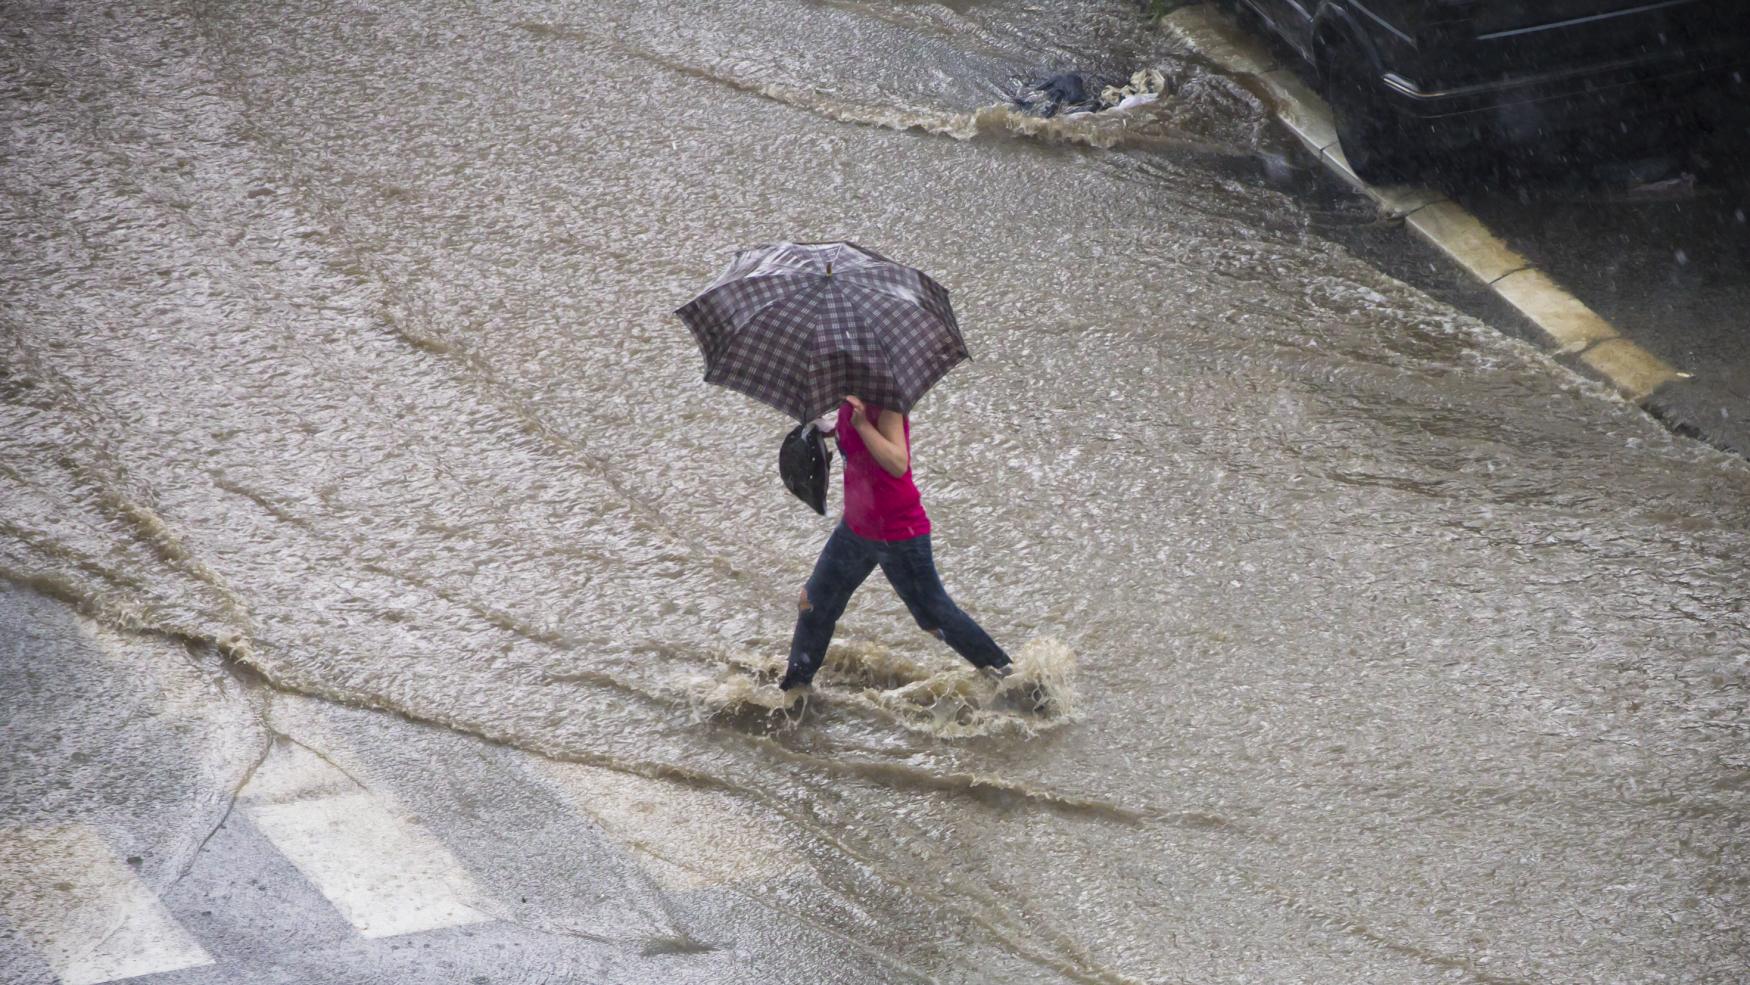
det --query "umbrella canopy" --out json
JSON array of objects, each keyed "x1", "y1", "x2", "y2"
[{"x1": 674, "y1": 242, "x2": 969, "y2": 423}]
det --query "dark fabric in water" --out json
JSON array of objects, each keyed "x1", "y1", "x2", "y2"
[
  {"x1": 1013, "y1": 72, "x2": 1106, "y2": 117},
  {"x1": 780, "y1": 423, "x2": 832, "y2": 515}
]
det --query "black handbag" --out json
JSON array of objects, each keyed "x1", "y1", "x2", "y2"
[{"x1": 778, "y1": 422, "x2": 833, "y2": 515}]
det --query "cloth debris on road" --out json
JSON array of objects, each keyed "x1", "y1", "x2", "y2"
[{"x1": 1012, "y1": 67, "x2": 1168, "y2": 118}]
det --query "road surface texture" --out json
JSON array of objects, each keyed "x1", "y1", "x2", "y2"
[{"x1": 3, "y1": 2, "x2": 1747, "y2": 984}]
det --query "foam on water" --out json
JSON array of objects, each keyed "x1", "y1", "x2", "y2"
[
  {"x1": 588, "y1": 28, "x2": 1274, "y2": 158},
  {"x1": 688, "y1": 637, "x2": 1079, "y2": 738}
]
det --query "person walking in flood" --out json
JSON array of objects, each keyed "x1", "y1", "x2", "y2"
[
  {"x1": 781, "y1": 394, "x2": 1012, "y2": 691},
  {"x1": 673, "y1": 241, "x2": 1006, "y2": 690}
]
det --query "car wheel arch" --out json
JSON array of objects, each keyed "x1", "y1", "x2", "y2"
[
  {"x1": 1312, "y1": 2, "x2": 1424, "y2": 183},
  {"x1": 1311, "y1": 4, "x2": 1382, "y2": 87}
]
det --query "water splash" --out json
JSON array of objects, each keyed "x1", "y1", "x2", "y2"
[{"x1": 688, "y1": 637, "x2": 1079, "y2": 738}]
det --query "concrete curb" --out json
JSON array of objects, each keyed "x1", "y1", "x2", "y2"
[{"x1": 1158, "y1": 3, "x2": 1693, "y2": 405}]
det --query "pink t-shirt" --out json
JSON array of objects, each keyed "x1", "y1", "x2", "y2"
[{"x1": 836, "y1": 402, "x2": 931, "y2": 541}]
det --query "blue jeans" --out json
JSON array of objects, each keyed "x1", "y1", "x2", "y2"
[{"x1": 783, "y1": 522, "x2": 1010, "y2": 689}]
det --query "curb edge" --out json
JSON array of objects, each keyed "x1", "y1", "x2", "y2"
[{"x1": 1158, "y1": 3, "x2": 1693, "y2": 407}]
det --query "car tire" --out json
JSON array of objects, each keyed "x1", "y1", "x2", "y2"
[{"x1": 1324, "y1": 51, "x2": 1420, "y2": 185}]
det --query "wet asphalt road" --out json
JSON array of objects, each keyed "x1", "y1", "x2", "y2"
[{"x1": 2, "y1": 1, "x2": 1748, "y2": 983}]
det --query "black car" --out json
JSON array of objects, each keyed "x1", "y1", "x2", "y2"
[{"x1": 1230, "y1": 0, "x2": 1750, "y2": 182}]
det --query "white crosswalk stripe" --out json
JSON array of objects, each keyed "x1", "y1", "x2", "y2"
[
  {"x1": 0, "y1": 825, "x2": 213, "y2": 985},
  {"x1": 0, "y1": 739, "x2": 796, "y2": 981},
  {"x1": 238, "y1": 740, "x2": 491, "y2": 939}
]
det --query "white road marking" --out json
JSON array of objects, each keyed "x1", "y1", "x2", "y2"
[
  {"x1": 0, "y1": 825, "x2": 214, "y2": 985},
  {"x1": 240, "y1": 741, "x2": 490, "y2": 939}
]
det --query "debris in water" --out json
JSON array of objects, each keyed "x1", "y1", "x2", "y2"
[
  {"x1": 1011, "y1": 72, "x2": 1106, "y2": 117},
  {"x1": 1099, "y1": 68, "x2": 1167, "y2": 111},
  {"x1": 1013, "y1": 68, "x2": 1168, "y2": 119}
]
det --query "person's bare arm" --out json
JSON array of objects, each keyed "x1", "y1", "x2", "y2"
[{"x1": 846, "y1": 396, "x2": 909, "y2": 477}]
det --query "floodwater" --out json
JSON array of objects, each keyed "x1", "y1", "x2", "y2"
[{"x1": 2, "y1": 0, "x2": 1748, "y2": 982}]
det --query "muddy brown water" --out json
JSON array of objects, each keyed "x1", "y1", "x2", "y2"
[{"x1": 3, "y1": 1, "x2": 1747, "y2": 982}]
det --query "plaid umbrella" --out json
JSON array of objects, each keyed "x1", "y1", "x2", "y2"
[{"x1": 674, "y1": 241, "x2": 970, "y2": 423}]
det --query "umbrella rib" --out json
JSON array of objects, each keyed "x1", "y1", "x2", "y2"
[
  {"x1": 846, "y1": 293, "x2": 906, "y2": 412},
  {"x1": 715, "y1": 271, "x2": 819, "y2": 336},
  {"x1": 697, "y1": 275, "x2": 819, "y2": 375},
  {"x1": 722, "y1": 279, "x2": 829, "y2": 418},
  {"x1": 795, "y1": 314, "x2": 820, "y2": 422},
  {"x1": 786, "y1": 281, "x2": 830, "y2": 420},
  {"x1": 837, "y1": 279, "x2": 967, "y2": 409},
  {"x1": 836, "y1": 276, "x2": 962, "y2": 351}
]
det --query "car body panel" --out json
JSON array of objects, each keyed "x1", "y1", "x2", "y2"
[{"x1": 1234, "y1": 0, "x2": 1750, "y2": 132}]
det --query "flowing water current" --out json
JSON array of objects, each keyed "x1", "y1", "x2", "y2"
[{"x1": 2, "y1": 1, "x2": 1748, "y2": 982}]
